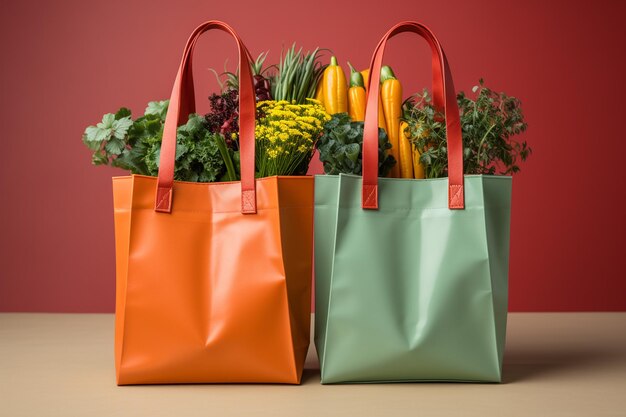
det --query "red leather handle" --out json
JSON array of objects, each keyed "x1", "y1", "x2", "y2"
[
  {"x1": 155, "y1": 21, "x2": 257, "y2": 214},
  {"x1": 362, "y1": 21, "x2": 465, "y2": 210},
  {"x1": 180, "y1": 37, "x2": 255, "y2": 117}
]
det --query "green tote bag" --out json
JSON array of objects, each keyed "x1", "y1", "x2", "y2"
[{"x1": 314, "y1": 21, "x2": 511, "y2": 384}]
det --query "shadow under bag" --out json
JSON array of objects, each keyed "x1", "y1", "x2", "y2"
[
  {"x1": 112, "y1": 21, "x2": 313, "y2": 385},
  {"x1": 314, "y1": 21, "x2": 511, "y2": 384}
]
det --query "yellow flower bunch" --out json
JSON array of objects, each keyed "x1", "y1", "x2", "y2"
[{"x1": 255, "y1": 99, "x2": 330, "y2": 177}]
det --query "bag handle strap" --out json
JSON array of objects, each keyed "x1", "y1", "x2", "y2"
[
  {"x1": 179, "y1": 34, "x2": 255, "y2": 117},
  {"x1": 155, "y1": 20, "x2": 257, "y2": 214},
  {"x1": 361, "y1": 21, "x2": 464, "y2": 210}
]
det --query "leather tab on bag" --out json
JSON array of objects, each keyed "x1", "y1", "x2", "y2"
[
  {"x1": 448, "y1": 184, "x2": 464, "y2": 209},
  {"x1": 241, "y1": 189, "x2": 257, "y2": 214},
  {"x1": 155, "y1": 187, "x2": 172, "y2": 213},
  {"x1": 362, "y1": 184, "x2": 379, "y2": 210}
]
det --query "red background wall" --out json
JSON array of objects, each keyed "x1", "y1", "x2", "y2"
[{"x1": 1, "y1": 0, "x2": 625, "y2": 312}]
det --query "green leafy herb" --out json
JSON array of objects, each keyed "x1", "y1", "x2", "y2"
[
  {"x1": 82, "y1": 112, "x2": 133, "y2": 161},
  {"x1": 403, "y1": 80, "x2": 531, "y2": 178},
  {"x1": 112, "y1": 105, "x2": 167, "y2": 174},
  {"x1": 83, "y1": 101, "x2": 168, "y2": 174},
  {"x1": 316, "y1": 113, "x2": 396, "y2": 176},
  {"x1": 144, "y1": 100, "x2": 169, "y2": 119},
  {"x1": 83, "y1": 101, "x2": 227, "y2": 182},
  {"x1": 143, "y1": 114, "x2": 226, "y2": 182}
]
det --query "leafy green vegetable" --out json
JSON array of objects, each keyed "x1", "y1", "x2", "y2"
[
  {"x1": 403, "y1": 80, "x2": 530, "y2": 178},
  {"x1": 316, "y1": 113, "x2": 396, "y2": 176},
  {"x1": 82, "y1": 112, "x2": 133, "y2": 161},
  {"x1": 112, "y1": 111, "x2": 164, "y2": 174},
  {"x1": 172, "y1": 115, "x2": 225, "y2": 182},
  {"x1": 83, "y1": 100, "x2": 226, "y2": 182},
  {"x1": 144, "y1": 100, "x2": 169, "y2": 119}
]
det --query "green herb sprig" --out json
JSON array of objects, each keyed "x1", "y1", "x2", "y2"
[{"x1": 403, "y1": 79, "x2": 531, "y2": 178}]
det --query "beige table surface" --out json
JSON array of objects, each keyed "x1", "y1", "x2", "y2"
[{"x1": 1, "y1": 313, "x2": 625, "y2": 417}]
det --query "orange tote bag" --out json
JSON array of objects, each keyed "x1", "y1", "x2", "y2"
[{"x1": 112, "y1": 21, "x2": 313, "y2": 385}]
